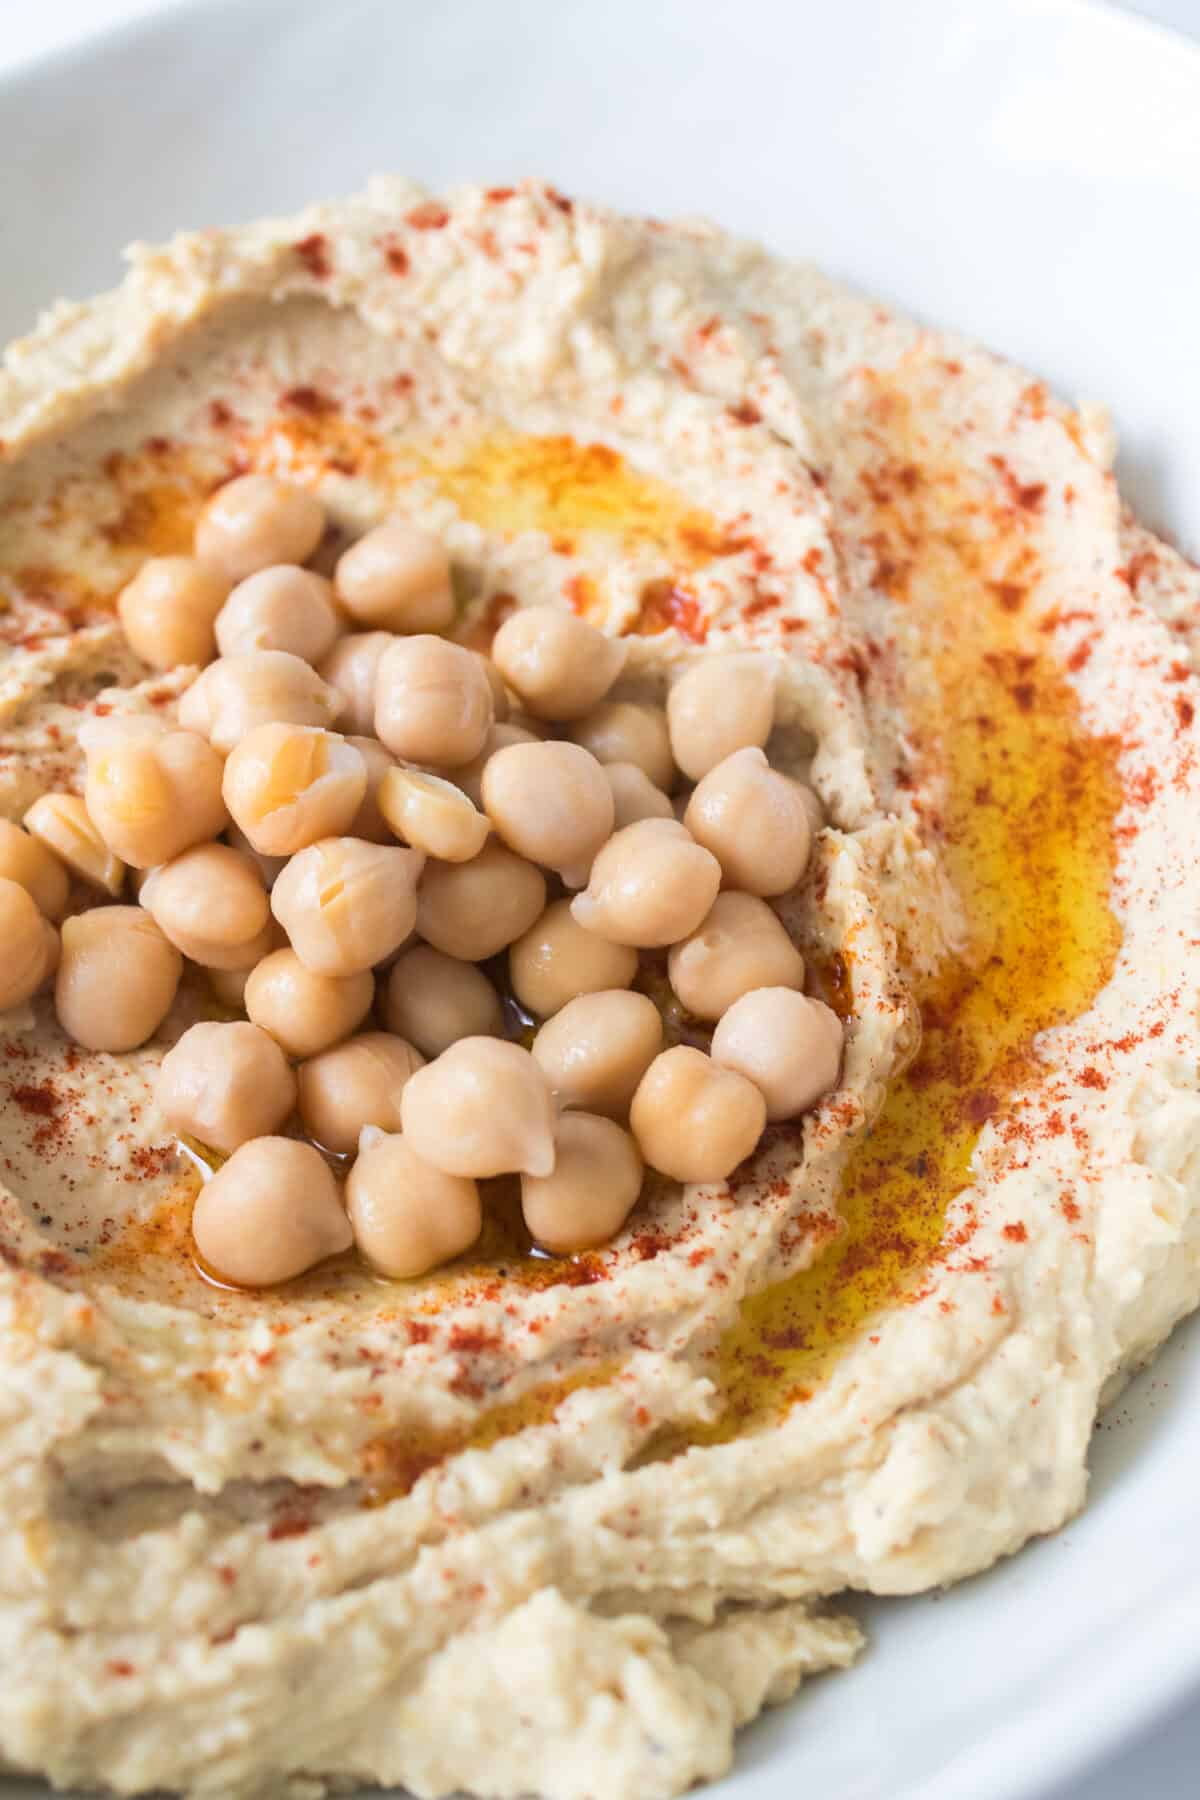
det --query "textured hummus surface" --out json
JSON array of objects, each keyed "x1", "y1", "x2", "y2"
[{"x1": 0, "y1": 179, "x2": 1198, "y2": 1799}]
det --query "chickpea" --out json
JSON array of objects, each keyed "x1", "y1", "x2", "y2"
[
  {"x1": 415, "y1": 840, "x2": 545, "y2": 961},
  {"x1": 346, "y1": 736, "x2": 395, "y2": 842},
  {"x1": 711, "y1": 988, "x2": 843, "y2": 1121},
  {"x1": 297, "y1": 1031, "x2": 424, "y2": 1154},
  {"x1": 382, "y1": 945, "x2": 502, "y2": 1058},
  {"x1": 347, "y1": 1132, "x2": 480, "y2": 1277},
  {"x1": 223, "y1": 822, "x2": 288, "y2": 889},
  {"x1": 667, "y1": 653, "x2": 776, "y2": 782},
  {"x1": 568, "y1": 700, "x2": 675, "y2": 792},
  {"x1": 117, "y1": 556, "x2": 230, "y2": 670},
  {"x1": 374, "y1": 635, "x2": 494, "y2": 767},
  {"x1": 531, "y1": 989, "x2": 662, "y2": 1119},
  {"x1": 476, "y1": 652, "x2": 510, "y2": 723},
  {"x1": 24, "y1": 794, "x2": 125, "y2": 896},
  {"x1": 0, "y1": 878, "x2": 56, "y2": 1011},
  {"x1": 521, "y1": 1112, "x2": 643, "y2": 1253},
  {"x1": 333, "y1": 518, "x2": 454, "y2": 633},
  {"x1": 194, "y1": 474, "x2": 325, "y2": 582},
  {"x1": 157, "y1": 1020, "x2": 297, "y2": 1151},
  {"x1": 630, "y1": 1045, "x2": 766, "y2": 1184},
  {"x1": 450, "y1": 721, "x2": 538, "y2": 808},
  {"x1": 178, "y1": 650, "x2": 343, "y2": 752},
  {"x1": 570, "y1": 819, "x2": 720, "y2": 948},
  {"x1": 482, "y1": 740, "x2": 614, "y2": 885},
  {"x1": 490, "y1": 606, "x2": 626, "y2": 722},
  {"x1": 56, "y1": 907, "x2": 181, "y2": 1052},
  {"x1": 668, "y1": 892, "x2": 805, "y2": 1020},
  {"x1": 191, "y1": 1137, "x2": 351, "y2": 1287},
  {"x1": 215, "y1": 565, "x2": 342, "y2": 664},
  {"x1": 81, "y1": 720, "x2": 227, "y2": 871},
  {"x1": 317, "y1": 631, "x2": 394, "y2": 736},
  {"x1": 141, "y1": 842, "x2": 270, "y2": 968},
  {"x1": 378, "y1": 766, "x2": 489, "y2": 863},
  {"x1": 603, "y1": 761, "x2": 674, "y2": 832},
  {"x1": 222, "y1": 724, "x2": 366, "y2": 857},
  {"x1": 401, "y1": 1036, "x2": 556, "y2": 1178},
  {"x1": 508, "y1": 898, "x2": 637, "y2": 1018},
  {"x1": 684, "y1": 748, "x2": 812, "y2": 897},
  {"x1": 0, "y1": 819, "x2": 69, "y2": 920},
  {"x1": 271, "y1": 837, "x2": 425, "y2": 976},
  {"x1": 242, "y1": 946, "x2": 373, "y2": 1059}
]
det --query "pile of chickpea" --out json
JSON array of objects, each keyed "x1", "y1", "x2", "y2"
[{"x1": 0, "y1": 472, "x2": 844, "y2": 1288}]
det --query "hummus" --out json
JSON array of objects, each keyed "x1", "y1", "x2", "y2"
[{"x1": 0, "y1": 178, "x2": 1198, "y2": 1799}]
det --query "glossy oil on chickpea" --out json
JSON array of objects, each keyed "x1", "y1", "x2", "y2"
[
  {"x1": 192, "y1": 1137, "x2": 351, "y2": 1286},
  {"x1": 157, "y1": 1020, "x2": 297, "y2": 1152}
]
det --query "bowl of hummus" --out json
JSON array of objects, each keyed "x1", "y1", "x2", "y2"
[{"x1": 0, "y1": 166, "x2": 1197, "y2": 1798}]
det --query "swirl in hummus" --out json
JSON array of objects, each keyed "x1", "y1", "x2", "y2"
[{"x1": 0, "y1": 179, "x2": 1197, "y2": 1798}]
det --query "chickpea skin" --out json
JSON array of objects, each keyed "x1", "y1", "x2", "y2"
[
  {"x1": 271, "y1": 837, "x2": 425, "y2": 976},
  {"x1": 711, "y1": 988, "x2": 844, "y2": 1121},
  {"x1": 490, "y1": 606, "x2": 626, "y2": 722},
  {"x1": 0, "y1": 879, "x2": 56, "y2": 1012},
  {"x1": 334, "y1": 519, "x2": 455, "y2": 633},
  {"x1": 568, "y1": 700, "x2": 675, "y2": 792},
  {"x1": 297, "y1": 1031, "x2": 425, "y2": 1154},
  {"x1": 223, "y1": 724, "x2": 366, "y2": 857},
  {"x1": 482, "y1": 740, "x2": 614, "y2": 885},
  {"x1": 374, "y1": 635, "x2": 494, "y2": 767},
  {"x1": 684, "y1": 747, "x2": 812, "y2": 896},
  {"x1": 317, "y1": 631, "x2": 394, "y2": 736},
  {"x1": 214, "y1": 565, "x2": 342, "y2": 664},
  {"x1": 0, "y1": 819, "x2": 70, "y2": 920},
  {"x1": 178, "y1": 650, "x2": 343, "y2": 752},
  {"x1": 630, "y1": 1045, "x2": 766, "y2": 1184},
  {"x1": 666, "y1": 652, "x2": 777, "y2": 782},
  {"x1": 157, "y1": 1020, "x2": 297, "y2": 1152},
  {"x1": 400, "y1": 1037, "x2": 556, "y2": 1178},
  {"x1": 56, "y1": 907, "x2": 182, "y2": 1052},
  {"x1": 24, "y1": 794, "x2": 125, "y2": 896},
  {"x1": 603, "y1": 761, "x2": 674, "y2": 832},
  {"x1": 668, "y1": 892, "x2": 806, "y2": 1020},
  {"x1": 383, "y1": 945, "x2": 503, "y2": 1059},
  {"x1": 192, "y1": 1138, "x2": 352, "y2": 1287},
  {"x1": 347, "y1": 1132, "x2": 480, "y2": 1278},
  {"x1": 245, "y1": 947, "x2": 375, "y2": 1059},
  {"x1": 521, "y1": 1112, "x2": 644, "y2": 1254},
  {"x1": 117, "y1": 556, "x2": 230, "y2": 670},
  {"x1": 508, "y1": 898, "x2": 638, "y2": 1018},
  {"x1": 81, "y1": 719, "x2": 228, "y2": 870},
  {"x1": 378, "y1": 766, "x2": 489, "y2": 863},
  {"x1": 416, "y1": 840, "x2": 546, "y2": 962},
  {"x1": 194, "y1": 474, "x2": 325, "y2": 582},
  {"x1": 141, "y1": 842, "x2": 270, "y2": 968},
  {"x1": 570, "y1": 819, "x2": 720, "y2": 948},
  {"x1": 531, "y1": 990, "x2": 663, "y2": 1119}
]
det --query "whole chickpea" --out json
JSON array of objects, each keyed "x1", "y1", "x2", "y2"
[
  {"x1": 630, "y1": 1045, "x2": 766, "y2": 1184},
  {"x1": 297, "y1": 1032, "x2": 425, "y2": 1154},
  {"x1": 214, "y1": 565, "x2": 342, "y2": 664},
  {"x1": 400, "y1": 1037, "x2": 556, "y2": 1178},
  {"x1": 244, "y1": 947, "x2": 375, "y2": 1059},
  {"x1": 570, "y1": 819, "x2": 720, "y2": 948},
  {"x1": 140, "y1": 842, "x2": 270, "y2": 968},
  {"x1": 667, "y1": 892, "x2": 805, "y2": 1020},
  {"x1": 178, "y1": 650, "x2": 343, "y2": 752},
  {"x1": 334, "y1": 519, "x2": 455, "y2": 633},
  {"x1": 157, "y1": 1020, "x2": 297, "y2": 1152},
  {"x1": 666, "y1": 653, "x2": 776, "y2": 782},
  {"x1": 383, "y1": 945, "x2": 503, "y2": 1059},
  {"x1": 531, "y1": 989, "x2": 663, "y2": 1119},
  {"x1": 481, "y1": 739, "x2": 614, "y2": 884},
  {"x1": 191, "y1": 1138, "x2": 351, "y2": 1287},
  {"x1": 56, "y1": 907, "x2": 182, "y2": 1052},
  {"x1": 194, "y1": 474, "x2": 325, "y2": 581},
  {"x1": 347, "y1": 1132, "x2": 481, "y2": 1277},
  {"x1": 81, "y1": 718, "x2": 228, "y2": 869},
  {"x1": 710, "y1": 988, "x2": 843, "y2": 1120},
  {"x1": 508, "y1": 898, "x2": 637, "y2": 1018},
  {"x1": 416, "y1": 840, "x2": 546, "y2": 962},
  {"x1": 490, "y1": 606, "x2": 626, "y2": 722},
  {"x1": 684, "y1": 747, "x2": 812, "y2": 896},
  {"x1": 603, "y1": 762, "x2": 674, "y2": 832},
  {"x1": 568, "y1": 701, "x2": 675, "y2": 792},
  {"x1": 318, "y1": 631, "x2": 394, "y2": 736},
  {"x1": 0, "y1": 879, "x2": 56, "y2": 1012},
  {"x1": 117, "y1": 556, "x2": 230, "y2": 670},
  {"x1": 374, "y1": 636, "x2": 494, "y2": 767},
  {"x1": 521, "y1": 1112, "x2": 643, "y2": 1254}
]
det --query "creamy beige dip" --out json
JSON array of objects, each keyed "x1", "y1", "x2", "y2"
[{"x1": 0, "y1": 178, "x2": 1197, "y2": 1798}]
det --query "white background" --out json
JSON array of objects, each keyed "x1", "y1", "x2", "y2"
[{"x1": 2, "y1": 4, "x2": 1199, "y2": 1798}]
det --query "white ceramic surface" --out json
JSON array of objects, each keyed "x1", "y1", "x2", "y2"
[{"x1": 1, "y1": 4, "x2": 1199, "y2": 1799}]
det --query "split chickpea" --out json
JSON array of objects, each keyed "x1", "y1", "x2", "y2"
[
  {"x1": 157, "y1": 1020, "x2": 297, "y2": 1152},
  {"x1": 490, "y1": 605, "x2": 626, "y2": 721},
  {"x1": 531, "y1": 989, "x2": 663, "y2": 1119},
  {"x1": 140, "y1": 842, "x2": 271, "y2": 969},
  {"x1": 24, "y1": 793, "x2": 125, "y2": 896},
  {"x1": 378, "y1": 765, "x2": 489, "y2": 863},
  {"x1": 194, "y1": 475, "x2": 325, "y2": 582},
  {"x1": 684, "y1": 747, "x2": 813, "y2": 896},
  {"x1": 80, "y1": 718, "x2": 228, "y2": 870},
  {"x1": 383, "y1": 945, "x2": 503, "y2": 1059},
  {"x1": 347, "y1": 1131, "x2": 481, "y2": 1278},
  {"x1": 374, "y1": 635, "x2": 494, "y2": 766},
  {"x1": 667, "y1": 892, "x2": 806, "y2": 1020},
  {"x1": 400, "y1": 1037, "x2": 557, "y2": 1178},
  {"x1": 117, "y1": 555, "x2": 230, "y2": 670},
  {"x1": 508, "y1": 898, "x2": 637, "y2": 1018},
  {"x1": 56, "y1": 907, "x2": 182, "y2": 1052},
  {"x1": 297, "y1": 1031, "x2": 425, "y2": 1155},
  {"x1": 244, "y1": 947, "x2": 375, "y2": 1060},
  {"x1": 335, "y1": 519, "x2": 455, "y2": 634},
  {"x1": 570, "y1": 819, "x2": 720, "y2": 948},
  {"x1": 521, "y1": 1112, "x2": 643, "y2": 1254},
  {"x1": 711, "y1": 988, "x2": 843, "y2": 1120},
  {"x1": 271, "y1": 837, "x2": 425, "y2": 976},
  {"x1": 222, "y1": 724, "x2": 367, "y2": 856},
  {"x1": 214, "y1": 565, "x2": 342, "y2": 665},
  {"x1": 0, "y1": 819, "x2": 70, "y2": 921},
  {"x1": 482, "y1": 739, "x2": 614, "y2": 885},
  {"x1": 630, "y1": 1044, "x2": 766, "y2": 1185},
  {"x1": 191, "y1": 1137, "x2": 351, "y2": 1286},
  {"x1": 0, "y1": 878, "x2": 58, "y2": 1012},
  {"x1": 667, "y1": 652, "x2": 776, "y2": 781},
  {"x1": 416, "y1": 840, "x2": 546, "y2": 962}
]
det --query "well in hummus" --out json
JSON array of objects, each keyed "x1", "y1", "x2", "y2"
[{"x1": 0, "y1": 179, "x2": 1197, "y2": 1799}]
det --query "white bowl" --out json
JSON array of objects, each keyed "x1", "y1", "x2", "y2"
[{"x1": 2, "y1": 4, "x2": 1199, "y2": 1798}]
